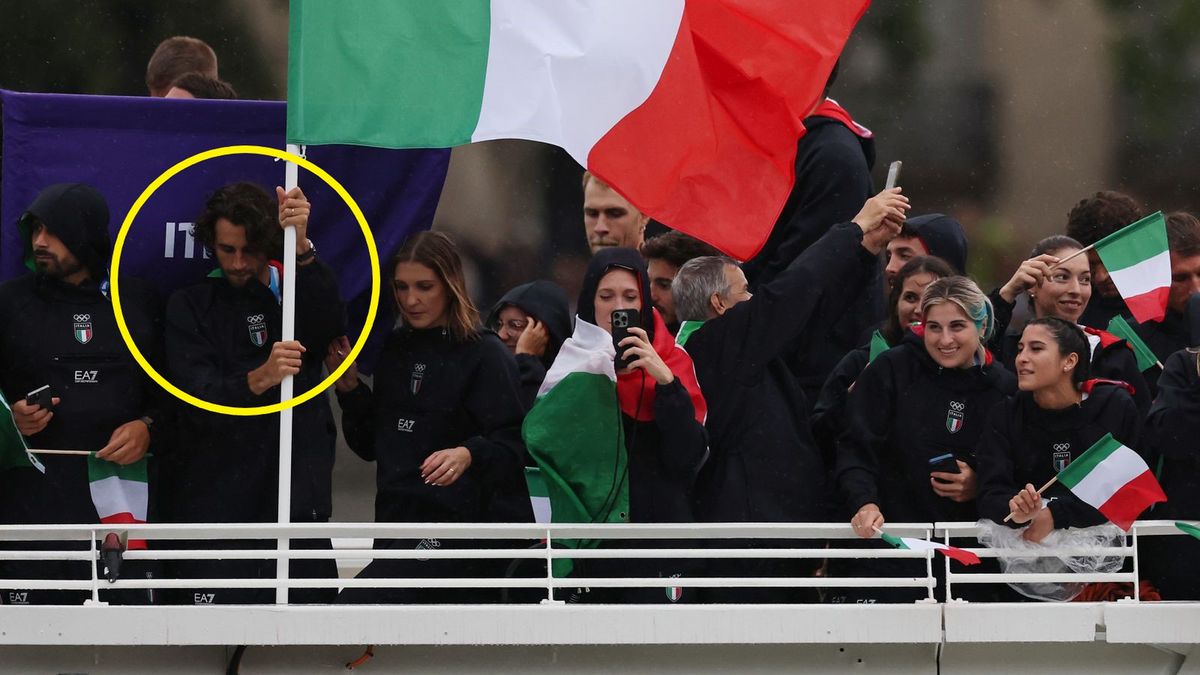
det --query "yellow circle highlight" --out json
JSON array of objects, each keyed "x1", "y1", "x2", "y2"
[{"x1": 111, "y1": 144, "x2": 380, "y2": 416}]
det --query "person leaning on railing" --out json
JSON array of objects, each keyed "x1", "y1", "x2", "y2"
[
  {"x1": 325, "y1": 231, "x2": 532, "y2": 604},
  {"x1": 835, "y1": 276, "x2": 1016, "y2": 603},
  {"x1": 975, "y1": 318, "x2": 1140, "y2": 543},
  {"x1": 1141, "y1": 292, "x2": 1200, "y2": 600}
]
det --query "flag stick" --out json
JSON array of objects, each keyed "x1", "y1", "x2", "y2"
[
  {"x1": 1003, "y1": 476, "x2": 1058, "y2": 522},
  {"x1": 1050, "y1": 245, "x2": 1094, "y2": 269},
  {"x1": 276, "y1": 142, "x2": 301, "y2": 605},
  {"x1": 28, "y1": 448, "x2": 92, "y2": 456}
]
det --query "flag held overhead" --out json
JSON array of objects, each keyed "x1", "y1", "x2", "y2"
[{"x1": 1093, "y1": 211, "x2": 1171, "y2": 324}]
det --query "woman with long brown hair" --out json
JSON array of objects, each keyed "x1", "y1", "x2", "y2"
[{"x1": 325, "y1": 231, "x2": 532, "y2": 603}]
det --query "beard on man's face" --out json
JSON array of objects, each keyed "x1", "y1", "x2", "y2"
[{"x1": 33, "y1": 249, "x2": 84, "y2": 280}]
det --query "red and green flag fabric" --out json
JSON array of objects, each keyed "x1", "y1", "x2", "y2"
[
  {"x1": 1093, "y1": 211, "x2": 1171, "y2": 324},
  {"x1": 1058, "y1": 433, "x2": 1166, "y2": 531},
  {"x1": 87, "y1": 456, "x2": 149, "y2": 548},
  {"x1": 287, "y1": 0, "x2": 870, "y2": 260},
  {"x1": 522, "y1": 319, "x2": 630, "y2": 575},
  {"x1": 0, "y1": 390, "x2": 43, "y2": 473},
  {"x1": 877, "y1": 531, "x2": 981, "y2": 566},
  {"x1": 1105, "y1": 315, "x2": 1161, "y2": 372}
]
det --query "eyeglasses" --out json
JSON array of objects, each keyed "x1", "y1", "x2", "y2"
[{"x1": 497, "y1": 319, "x2": 528, "y2": 334}]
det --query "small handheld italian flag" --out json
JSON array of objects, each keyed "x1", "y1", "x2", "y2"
[
  {"x1": 867, "y1": 330, "x2": 890, "y2": 363},
  {"x1": 877, "y1": 530, "x2": 981, "y2": 565},
  {"x1": 1176, "y1": 522, "x2": 1200, "y2": 541},
  {"x1": 87, "y1": 456, "x2": 149, "y2": 549},
  {"x1": 1093, "y1": 211, "x2": 1171, "y2": 324},
  {"x1": 1057, "y1": 433, "x2": 1166, "y2": 531}
]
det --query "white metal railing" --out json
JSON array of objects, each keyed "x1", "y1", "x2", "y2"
[{"x1": 0, "y1": 520, "x2": 1185, "y2": 605}]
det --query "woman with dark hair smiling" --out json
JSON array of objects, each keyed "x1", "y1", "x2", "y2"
[
  {"x1": 325, "y1": 231, "x2": 532, "y2": 603},
  {"x1": 976, "y1": 317, "x2": 1140, "y2": 542}
]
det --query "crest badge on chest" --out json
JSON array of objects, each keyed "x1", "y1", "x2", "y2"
[
  {"x1": 945, "y1": 400, "x2": 965, "y2": 434},
  {"x1": 247, "y1": 314, "x2": 268, "y2": 348},
  {"x1": 411, "y1": 362, "x2": 426, "y2": 395},
  {"x1": 72, "y1": 313, "x2": 93, "y2": 344},
  {"x1": 1052, "y1": 442, "x2": 1072, "y2": 473}
]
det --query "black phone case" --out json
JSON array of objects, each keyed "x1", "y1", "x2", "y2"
[
  {"x1": 611, "y1": 309, "x2": 641, "y2": 370},
  {"x1": 26, "y1": 385, "x2": 54, "y2": 410}
]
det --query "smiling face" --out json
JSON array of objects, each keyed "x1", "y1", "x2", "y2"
[
  {"x1": 1014, "y1": 323, "x2": 1078, "y2": 392},
  {"x1": 1031, "y1": 248, "x2": 1091, "y2": 323},
  {"x1": 922, "y1": 301, "x2": 981, "y2": 369},
  {"x1": 594, "y1": 268, "x2": 642, "y2": 334},
  {"x1": 896, "y1": 271, "x2": 937, "y2": 328},
  {"x1": 393, "y1": 261, "x2": 449, "y2": 330}
]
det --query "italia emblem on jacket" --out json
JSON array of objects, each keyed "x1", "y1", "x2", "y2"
[
  {"x1": 246, "y1": 314, "x2": 268, "y2": 348},
  {"x1": 945, "y1": 400, "x2": 965, "y2": 434},
  {"x1": 1052, "y1": 442, "x2": 1072, "y2": 473},
  {"x1": 411, "y1": 362, "x2": 426, "y2": 395},
  {"x1": 72, "y1": 313, "x2": 92, "y2": 344}
]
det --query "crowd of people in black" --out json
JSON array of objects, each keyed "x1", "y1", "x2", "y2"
[{"x1": 2, "y1": 39, "x2": 1200, "y2": 607}]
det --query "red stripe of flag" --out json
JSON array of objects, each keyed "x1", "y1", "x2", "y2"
[
  {"x1": 588, "y1": 0, "x2": 871, "y2": 260},
  {"x1": 1097, "y1": 470, "x2": 1167, "y2": 531},
  {"x1": 1124, "y1": 287, "x2": 1170, "y2": 325}
]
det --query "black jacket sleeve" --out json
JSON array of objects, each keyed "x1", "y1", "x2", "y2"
[
  {"x1": 335, "y1": 381, "x2": 377, "y2": 462},
  {"x1": 835, "y1": 351, "x2": 900, "y2": 515},
  {"x1": 652, "y1": 378, "x2": 709, "y2": 479},
  {"x1": 987, "y1": 288, "x2": 1015, "y2": 359},
  {"x1": 515, "y1": 353, "x2": 547, "y2": 412},
  {"x1": 460, "y1": 339, "x2": 530, "y2": 485},
  {"x1": 975, "y1": 399, "x2": 1021, "y2": 524},
  {"x1": 717, "y1": 222, "x2": 877, "y2": 380},
  {"x1": 812, "y1": 346, "x2": 870, "y2": 469},
  {"x1": 295, "y1": 260, "x2": 346, "y2": 358}
]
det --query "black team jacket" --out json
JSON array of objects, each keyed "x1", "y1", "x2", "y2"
[
  {"x1": 337, "y1": 327, "x2": 531, "y2": 524},
  {"x1": 687, "y1": 221, "x2": 879, "y2": 524},
  {"x1": 163, "y1": 259, "x2": 344, "y2": 524},
  {"x1": 976, "y1": 381, "x2": 1140, "y2": 529},
  {"x1": 836, "y1": 330, "x2": 1017, "y2": 523}
]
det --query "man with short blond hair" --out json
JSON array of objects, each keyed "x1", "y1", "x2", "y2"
[{"x1": 581, "y1": 171, "x2": 649, "y2": 254}]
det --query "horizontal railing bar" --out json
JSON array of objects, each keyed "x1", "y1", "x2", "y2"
[
  {"x1": 1, "y1": 576, "x2": 935, "y2": 591},
  {"x1": 946, "y1": 572, "x2": 1137, "y2": 584}
]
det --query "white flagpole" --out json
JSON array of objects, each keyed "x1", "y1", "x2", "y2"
[{"x1": 276, "y1": 143, "x2": 301, "y2": 604}]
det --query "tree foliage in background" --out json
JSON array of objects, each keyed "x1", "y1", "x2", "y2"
[
  {"x1": 1102, "y1": 0, "x2": 1200, "y2": 140},
  {"x1": 0, "y1": 0, "x2": 282, "y2": 99}
]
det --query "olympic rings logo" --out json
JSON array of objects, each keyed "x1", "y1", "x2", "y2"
[
  {"x1": 73, "y1": 314, "x2": 90, "y2": 322},
  {"x1": 949, "y1": 401, "x2": 965, "y2": 412},
  {"x1": 246, "y1": 314, "x2": 265, "y2": 324},
  {"x1": 1053, "y1": 443, "x2": 1071, "y2": 452}
]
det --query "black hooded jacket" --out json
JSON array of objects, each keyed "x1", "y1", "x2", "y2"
[
  {"x1": 1135, "y1": 308, "x2": 1188, "y2": 394},
  {"x1": 163, "y1": 259, "x2": 344, "y2": 524},
  {"x1": 904, "y1": 214, "x2": 969, "y2": 275},
  {"x1": 337, "y1": 326, "x2": 532, "y2": 524},
  {"x1": 487, "y1": 280, "x2": 572, "y2": 409},
  {"x1": 1145, "y1": 349, "x2": 1200, "y2": 517},
  {"x1": 976, "y1": 382, "x2": 1140, "y2": 529},
  {"x1": 0, "y1": 183, "x2": 165, "y2": 527},
  {"x1": 836, "y1": 331, "x2": 1017, "y2": 523},
  {"x1": 576, "y1": 247, "x2": 708, "y2": 524},
  {"x1": 685, "y1": 222, "x2": 878, "y2": 523}
]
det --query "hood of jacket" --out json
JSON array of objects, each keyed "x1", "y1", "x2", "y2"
[
  {"x1": 906, "y1": 213, "x2": 969, "y2": 275},
  {"x1": 18, "y1": 183, "x2": 111, "y2": 282},
  {"x1": 807, "y1": 98, "x2": 876, "y2": 169},
  {"x1": 488, "y1": 280, "x2": 573, "y2": 365},
  {"x1": 576, "y1": 247, "x2": 656, "y2": 344}
]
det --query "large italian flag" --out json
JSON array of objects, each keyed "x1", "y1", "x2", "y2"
[
  {"x1": 1057, "y1": 433, "x2": 1166, "y2": 531},
  {"x1": 522, "y1": 319, "x2": 629, "y2": 575},
  {"x1": 1093, "y1": 211, "x2": 1171, "y2": 324},
  {"x1": 287, "y1": 0, "x2": 870, "y2": 260}
]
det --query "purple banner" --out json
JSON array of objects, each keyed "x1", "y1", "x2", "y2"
[{"x1": 1, "y1": 90, "x2": 450, "y2": 370}]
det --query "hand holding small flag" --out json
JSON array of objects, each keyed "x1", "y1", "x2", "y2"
[{"x1": 873, "y1": 526, "x2": 981, "y2": 566}]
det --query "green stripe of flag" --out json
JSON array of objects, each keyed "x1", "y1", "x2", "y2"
[
  {"x1": 86, "y1": 455, "x2": 148, "y2": 483},
  {"x1": 868, "y1": 330, "x2": 890, "y2": 363},
  {"x1": 1057, "y1": 433, "x2": 1121, "y2": 489},
  {"x1": 1107, "y1": 314, "x2": 1160, "y2": 371},
  {"x1": 287, "y1": 0, "x2": 491, "y2": 147},
  {"x1": 676, "y1": 320, "x2": 703, "y2": 347},
  {"x1": 0, "y1": 391, "x2": 41, "y2": 472},
  {"x1": 1177, "y1": 522, "x2": 1200, "y2": 541},
  {"x1": 878, "y1": 531, "x2": 909, "y2": 550},
  {"x1": 1093, "y1": 212, "x2": 1168, "y2": 272}
]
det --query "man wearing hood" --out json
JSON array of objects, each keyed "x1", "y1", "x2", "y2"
[
  {"x1": 0, "y1": 183, "x2": 164, "y2": 605},
  {"x1": 487, "y1": 280, "x2": 572, "y2": 410},
  {"x1": 883, "y1": 213, "x2": 969, "y2": 286},
  {"x1": 161, "y1": 182, "x2": 345, "y2": 604}
]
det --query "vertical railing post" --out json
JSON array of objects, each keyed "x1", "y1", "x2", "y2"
[{"x1": 90, "y1": 528, "x2": 100, "y2": 604}]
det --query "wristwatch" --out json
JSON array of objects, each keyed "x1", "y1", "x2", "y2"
[{"x1": 297, "y1": 239, "x2": 317, "y2": 263}]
